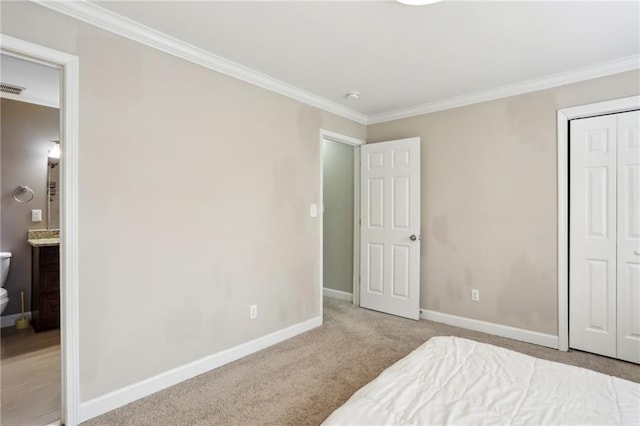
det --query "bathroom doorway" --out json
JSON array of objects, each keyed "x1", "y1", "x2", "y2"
[
  {"x1": 0, "y1": 52, "x2": 62, "y2": 426},
  {"x1": 320, "y1": 130, "x2": 363, "y2": 307},
  {"x1": 0, "y1": 34, "x2": 79, "y2": 425}
]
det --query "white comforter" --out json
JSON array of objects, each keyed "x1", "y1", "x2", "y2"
[{"x1": 323, "y1": 336, "x2": 640, "y2": 425}]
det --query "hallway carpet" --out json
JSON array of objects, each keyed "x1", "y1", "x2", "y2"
[{"x1": 85, "y1": 298, "x2": 639, "y2": 425}]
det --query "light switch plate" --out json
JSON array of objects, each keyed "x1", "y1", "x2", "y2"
[
  {"x1": 471, "y1": 289, "x2": 480, "y2": 302},
  {"x1": 32, "y1": 209, "x2": 42, "y2": 222},
  {"x1": 310, "y1": 204, "x2": 318, "y2": 218}
]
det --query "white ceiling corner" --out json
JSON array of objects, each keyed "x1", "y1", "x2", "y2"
[{"x1": 30, "y1": 0, "x2": 640, "y2": 125}]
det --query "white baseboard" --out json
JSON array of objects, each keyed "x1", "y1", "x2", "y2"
[
  {"x1": 420, "y1": 309, "x2": 559, "y2": 349},
  {"x1": 79, "y1": 315, "x2": 323, "y2": 423},
  {"x1": 323, "y1": 287, "x2": 353, "y2": 302},
  {"x1": 1, "y1": 312, "x2": 32, "y2": 328}
]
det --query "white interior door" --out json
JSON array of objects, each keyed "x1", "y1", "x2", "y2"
[
  {"x1": 616, "y1": 110, "x2": 640, "y2": 364},
  {"x1": 570, "y1": 110, "x2": 640, "y2": 364},
  {"x1": 569, "y1": 115, "x2": 618, "y2": 358},
  {"x1": 360, "y1": 137, "x2": 420, "y2": 320}
]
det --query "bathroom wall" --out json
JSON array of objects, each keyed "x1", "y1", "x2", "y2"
[
  {"x1": 0, "y1": 98, "x2": 60, "y2": 316},
  {"x1": 1, "y1": 1, "x2": 366, "y2": 404},
  {"x1": 322, "y1": 139, "x2": 354, "y2": 295}
]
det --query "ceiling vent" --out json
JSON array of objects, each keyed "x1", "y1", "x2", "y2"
[{"x1": 0, "y1": 82, "x2": 26, "y2": 95}]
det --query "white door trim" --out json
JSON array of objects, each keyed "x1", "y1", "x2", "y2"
[
  {"x1": 0, "y1": 34, "x2": 80, "y2": 425},
  {"x1": 557, "y1": 95, "x2": 640, "y2": 352},
  {"x1": 320, "y1": 130, "x2": 364, "y2": 308}
]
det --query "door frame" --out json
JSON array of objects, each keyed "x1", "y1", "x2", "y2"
[
  {"x1": 319, "y1": 129, "x2": 364, "y2": 311},
  {"x1": 0, "y1": 34, "x2": 80, "y2": 424},
  {"x1": 557, "y1": 95, "x2": 640, "y2": 351}
]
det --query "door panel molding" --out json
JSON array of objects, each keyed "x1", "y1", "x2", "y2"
[
  {"x1": 616, "y1": 110, "x2": 640, "y2": 363},
  {"x1": 360, "y1": 137, "x2": 420, "y2": 320},
  {"x1": 569, "y1": 115, "x2": 617, "y2": 357}
]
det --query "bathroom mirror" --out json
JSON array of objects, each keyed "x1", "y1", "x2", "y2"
[{"x1": 47, "y1": 156, "x2": 60, "y2": 229}]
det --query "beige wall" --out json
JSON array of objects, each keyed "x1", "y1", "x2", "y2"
[
  {"x1": 367, "y1": 70, "x2": 640, "y2": 335},
  {"x1": 1, "y1": 2, "x2": 365, "y2": 401},
  {"x1": 0, "y1": 98, "x2": 60, "y2": 315},
  {"x1": 322, "y1": 139, "x2": 354, "y2": 294}
]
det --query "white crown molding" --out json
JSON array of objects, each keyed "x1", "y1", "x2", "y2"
[
  {"x1": 368, "y1": 55, "x2": 640, "y2": 124},
  {"x1": 28, "y1": 1, "x2": 640, "y2": 127},
  {"x1": 31, "y1": 0, "x2": 368, "y2": 125}
]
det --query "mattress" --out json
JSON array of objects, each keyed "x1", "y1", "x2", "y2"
[{"x1": 323, "y1": 336, "x2": 640, "y2": 425}]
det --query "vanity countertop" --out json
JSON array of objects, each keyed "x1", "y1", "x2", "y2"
[
  {"x1": 27, "y1": 229, "x2": 60, "y2": 247},
  {"x1": 28, "y1": 238, "x2": 60, "y2": 247}
]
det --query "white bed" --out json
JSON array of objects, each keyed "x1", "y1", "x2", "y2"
[{"x1": 323, "y1": 336, "x2": 640, "y2": 425}]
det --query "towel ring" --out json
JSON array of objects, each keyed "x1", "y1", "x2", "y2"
[{"x1": 13, "y1": 186, "x2": 35, "y2": 203}]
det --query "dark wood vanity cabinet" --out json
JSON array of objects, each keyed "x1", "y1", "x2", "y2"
[{"x1": 32, "y1": 245, "x2": 60, "y2": 332}]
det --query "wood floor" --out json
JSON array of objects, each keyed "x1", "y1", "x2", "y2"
[{"x1": 1, "y1": 326, "x2": 61, "y2": 426}]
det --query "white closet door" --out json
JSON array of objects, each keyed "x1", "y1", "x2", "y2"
[
  {"x1": 569, "y1": 115, "x2": 618, "y2": 358},
  {"x1": 360, "y1": 137, "x2": 420, "y2": 320},
  {"x1": 616, "y1": 110, "x2": 640, "y2": 364}
]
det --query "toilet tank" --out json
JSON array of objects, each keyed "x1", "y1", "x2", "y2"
[{"x1": 0, "y1": 252, "x2": 12, "y2": 288}]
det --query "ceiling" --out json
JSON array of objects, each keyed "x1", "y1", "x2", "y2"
[
  {"x1": 0, "y1": 54, "x2": 60, "y2": 108},
  {"x1": 15, "y1": 1, "x2": 640, "y2": 121},
  {"x1": 91, "y1": 0, "x2": 639, "y2": 120}
]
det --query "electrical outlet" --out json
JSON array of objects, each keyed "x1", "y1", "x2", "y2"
[
  {"x1": 471, "y1": 289, "x2": 480, "y2": 302},
  {"x1": 250, "y1": 304, "x2": 258, "y2": 319}
]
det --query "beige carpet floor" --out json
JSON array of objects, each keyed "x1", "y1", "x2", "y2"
[{"x1": 85, "y1": 298, "x2": 639, "y2": 425}]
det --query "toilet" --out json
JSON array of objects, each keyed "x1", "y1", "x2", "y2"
[{"x1": 0, "y1": 252, "x2": 11, "y2": 314}]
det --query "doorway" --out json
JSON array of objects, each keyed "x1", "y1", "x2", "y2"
[
  {"x1": 0, "y1": 35, "x2": 80, "y2": 425},
  {"x1": 320, "y1": 130, "x2": 363, "y2": 308},
  {"x1": 320, "y1": 132, "x2": 422, "y2": 321},
  {"x1": 557, "y1": 95, "x2": 640, "y2": 361},
  {"x1": 0, "y1": 53, "x2": 62, "y2": 426}
]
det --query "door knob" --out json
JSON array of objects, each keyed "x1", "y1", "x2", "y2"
[
  {"x1": 634, "y1": 249, "x2": 640, "y2": 256},
  {"x1": 410, "y1": 234, "x2": 420, "y2": 241}
]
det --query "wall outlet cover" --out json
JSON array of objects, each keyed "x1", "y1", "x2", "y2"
[{"x1": 32, "y1": 209, "x2": 42, "y2": 222}]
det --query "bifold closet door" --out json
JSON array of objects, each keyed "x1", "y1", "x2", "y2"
[
  {"x1": 616, "y1": 110, "x2": 640, "y2": 364},
  {"x1": 569, "y1": 110, "x2": 640, "y2": 364},
  {"x1": 569, "y1": 114, "x2": 618, "y2": 358}
]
